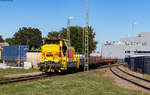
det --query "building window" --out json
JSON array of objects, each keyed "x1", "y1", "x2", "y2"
[
  {"x1": 125, "y1": 51, "x2": 130, "y2": 53},
  {"x1": 142, "y1": 42, "x2": 147, "y2": 46},
  {"x1": 134, "y1": 51, "x2": 150, "y2": 53}
]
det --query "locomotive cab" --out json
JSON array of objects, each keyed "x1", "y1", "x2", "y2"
[{"x1": 38, "y1": 38, "x2": 80, "y2": 72}]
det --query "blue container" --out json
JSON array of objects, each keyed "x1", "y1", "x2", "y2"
[
  {"x1": 126, "y1": 56, "x2": 150, "y2": 74},
  {"x1": 1, "y1": 46, "x2": 29, "y2": 61}
]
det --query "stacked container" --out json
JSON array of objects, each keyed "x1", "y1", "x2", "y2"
[
  {"x1": 143, "y1": 56, "x2": 150, "y2": 74},
  {"x1": 1, "y1": 46, "x2": 29, "y2": 66},
  {"x1": 125, "y1": 56, "x2": 150, "y2": 74}
]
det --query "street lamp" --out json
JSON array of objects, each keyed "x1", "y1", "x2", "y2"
[
  {"x1": 132, "y1": 21, "x2": 138, "y2": 36},
  {"x1": 67, "y1": 16, "x2": 73, "y2": 43}
]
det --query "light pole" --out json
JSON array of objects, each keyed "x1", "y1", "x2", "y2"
[
  {"x1": 84, "y1": 0, "x2": 89, "y2": 72},
  {"x1": 67, "y1": 16, "x2": 73, "y2": 44},
  {"x1": 132, "y1": 22, "x2": 138, "y2": 36},
  {"x1": 101, "y1": 43, "x2": 103, "y2": 58}
]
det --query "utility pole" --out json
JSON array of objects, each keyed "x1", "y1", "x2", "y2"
[
  {"x1": 101, "y1": 43, "x2": 103, "y2": 58},
  {"x1": 84, "y1": 0, "x2": 89, "y2": 72},
  {"x1": 82, "y1": 27, "x2": 85, "y2": 55},
  {"x1": 67, "y1": 16, "x2": 73, "y2": 44},
  {"x1": 132, "y1": 23, "x2": 135, "y2": 36},
  {"x1": 67, "y1": 18, "x2": 71, "y2": 42}
]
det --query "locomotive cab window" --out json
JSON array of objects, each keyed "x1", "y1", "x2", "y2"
[
  {"x1": 62, "y1": 41, "x2": 67, "y2": 56},
  {"x1": 45, "y1": 40, "x2": 60, "y2": 44}
]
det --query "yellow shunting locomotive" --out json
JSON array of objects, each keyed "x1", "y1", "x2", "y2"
[{"x1": 38, "y1": 38, "x2": 80, "y2": 72}]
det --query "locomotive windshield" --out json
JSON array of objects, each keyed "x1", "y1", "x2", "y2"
[{"x1": 45, "y1": 40, "x2": 60, "y2": 44}]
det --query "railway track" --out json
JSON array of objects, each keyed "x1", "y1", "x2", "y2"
[
  {"x1": 117, "y1": 66, "x2": 150, "y2": 82},
  {"x1": 0, "y1": 73, "x2": 50, "y2": 85},
  {"x1": 96, "y1": 63, "x2": 120, "y2": 69},
  {"x1": 110, "y1": 66, "x2": 150, "y2": 91},
  {"x1": 0, "y1": 64, "x2": 120, "y2": 85}
]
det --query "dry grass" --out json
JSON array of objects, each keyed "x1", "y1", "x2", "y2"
[
  {"x1": 143, "y1": 74, "x2": 150, "y2": 80},
  {"x1": 0, "y1": 69, "x2": 149, "y2": 95}
]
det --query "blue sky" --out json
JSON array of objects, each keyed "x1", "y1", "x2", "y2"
[{"x1": 0, "y1": 0, "x2": 150, "y2": 51}]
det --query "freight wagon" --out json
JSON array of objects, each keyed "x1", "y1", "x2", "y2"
[{"x1": 80, "y1": 56, "x2": 117, "y2": 68}]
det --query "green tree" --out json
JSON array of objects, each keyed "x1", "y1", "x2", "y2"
[
  {"x1": 47, "y1": 26, "x2": 98, "y2": 54},
  {"x1": 47, "y1": 31, "x2": 60, "y2": 38},
  {"x1": 5, "y1": 38, "x2": 17, "y2": 45},
  {"x1": 0, "y1": 35, "x2": 4, "y2": 42},
  {"x1": 6, "y1": 27, "x2": 42, "y2": 50}
]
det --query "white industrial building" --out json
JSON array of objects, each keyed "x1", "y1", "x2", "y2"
[{"x1": 101, "y1": 32, "x2": 150, "y2": 61}]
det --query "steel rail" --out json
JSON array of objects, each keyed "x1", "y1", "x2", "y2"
[
  {"x1": 96, "y1": 63, "x2": 120, "y2": 69},
  {"x1": 0, "y1": 73, "x2": 45, "y2": 81},
  {"x1": 0, "y1": 74, "x2": 49, "y2": 85},
  {"x1": 117, "y1": 66, "x2": 150, "y2": 82}
]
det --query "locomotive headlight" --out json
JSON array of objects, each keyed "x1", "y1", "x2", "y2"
[
  {"x1": 41, "y1": 58, "x2": 44, "y2": 61},
  {"x1": 54, "y1": 57, "x2": 59, "y2": 63},
  {"x1": 40, "y1": 57, "x2": 45, "y2": 63}
]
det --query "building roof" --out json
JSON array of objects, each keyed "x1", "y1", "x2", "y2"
[{"x1": 0, "y1": 42, "x2": 9, "y2": 47}]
